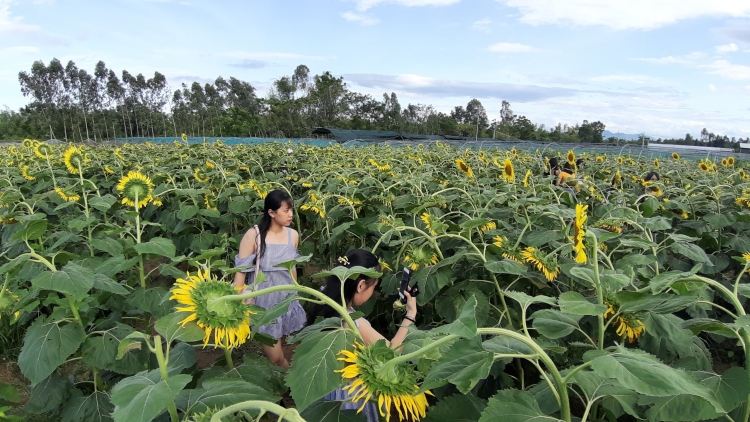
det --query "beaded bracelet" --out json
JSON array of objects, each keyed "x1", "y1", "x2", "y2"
[{"x1": 403, "y1": 315, "x2": 416, "y2": 324}]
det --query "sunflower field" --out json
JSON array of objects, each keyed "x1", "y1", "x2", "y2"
[{"x1": 1, "y1": 138, "x2": 750, "y2": 422}]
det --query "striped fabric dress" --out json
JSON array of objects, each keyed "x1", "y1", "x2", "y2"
[
  {"x1": 323, "y1": 317, "x2": 380, "y2": 422},
  {"x1": 234, "y1": 227, "x2": 306, "y2": 339}
]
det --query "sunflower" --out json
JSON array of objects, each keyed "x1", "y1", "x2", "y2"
[
  {"x1": 204, "y1": 193, "x2": 218, "y2": 210},
  {"x1": 337, "y1": 341, "x2": 432, "y2": 421},
  {"x1": 479, "y1": 151, "x2": 489, "y2": 166},
  {"x1": 114, "y1": 148, "x2": 125, "y2": 161},
  {"x1": 598, "y1": 221, "x2": 623, "y2": 234},
  {"x1": 420, "y1": 213, "x2": 437, "y2": 236},
  {"x1": 378, "y1": 259, "x2": 392, "y2": 272},
  {"x1": 194, "y1": 168, "x2": 209, "y2": 183},
  {"x1": 671, "y1": 152, "x2": 680, "y2": 160},
  {"x1": 206, "y1": 160, "x2": 216, "y2": 169},
  {"x1": 181, "y1": 133, "x2": 188, "y2": 142},
  {"x1": 521, "y1": 247, "x2": 559, "y2": 281},
  {"x1": 479, "y1": 221, "x2": 496, "y2": 233},
  {"x1": 502, "y1": 158, "x2": 515, "y2": 183},
  {"x1": 603, "y1": 301, "x2": 645, "y2": 343},
  {"x1": 646, "y1": 185, "x2": 663, "y2": 197},
  {"x1": 728, "y1": 156, "x2": 735, "y2": 166},
  {"x1": 0, "y1": 288, "x2": 21, "y2": 321},
  {"x1": 300, "y1": 203, "x2": 325, "y2": 218},
  {"x1": 612, "y1": 170, "x2": 621, "y2": 186},
  {"x1": 21, "y1": 139, "x2": 33, "y2": 148},
  {"x1": 170, "y1": 269, "x2": 253, "y2": 349},
  {"x1": 404, "y1": 244, "x2": 439, "y2": 271},
  {"x1": 699, "y1": 161, "x2": 710, "y2": 172},
  {"x1": 596, "y1": 156, "x2": 604, "y2": 163},
  {"x1": 566, "y1": 150, "x2": 575, "y2": 165},
  {"x1": 116, "y1": 171, "x2": 154, "y2": 209},
  {"x1": 104, "y1": 165, "x2": 115, "y2": 175},
  {"x1": 654, "y1": 158, "x2": 659, "y2": 169},
  {"x1": 369, "y1": 158, "x2": 391, "y2": 172},
  {"x1": 20, "y1": 165, "x2": 35, "y2": 181},
  {"x1": 722, "y1": 158, "x2": 728, "y2": 166},
  {"x1": 617, "y1": 156, "x2": 624, "y2": 165},
  {"x1": 455, "y1": 158, "x2": 474, "y2": 180},
  {"x1": 55, "y1": 187, "x2": 80, "y2": 202},
  {"x1": 34, "y1": 143, "x2": 53, "y2": 160},
  {"x1": 63, "y1": 146, "x2": 85, "y2": 174},
  {"x1": 492, "y1": 235, "x2": 506, "y2": 248},
  {"x1": 523, "y1": 170, "x2": 532, "y2": 187},
  {"x1": 572, "y1": 204, "x2": 588, "y2": 264},
  {"x1": 302, "y1": 182, "x2": 313, "y2": 188}
]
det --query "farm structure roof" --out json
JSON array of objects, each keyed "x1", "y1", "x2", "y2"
[{"x1": 310, "y1": 127, "x2": 485, "y2": 143}]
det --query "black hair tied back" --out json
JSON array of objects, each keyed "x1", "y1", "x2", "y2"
[{"x1": 307, "y1": 249, "x2": 380, "y2": 325}]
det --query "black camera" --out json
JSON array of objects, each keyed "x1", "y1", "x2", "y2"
[{"x1": 398, "y1": 268, "x2": 420, "y2": 304}]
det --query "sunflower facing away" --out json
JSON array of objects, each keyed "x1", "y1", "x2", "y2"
[
  {"x1": 502, "y1": 158, "x2": 515, "y2": 183},
  {"x1": 34, "y1": 143, "x2": 53, "y2": 160},
  {"x1": 523, "y1": 170, "x2": 532, "y2": 187},
  {"x1": 572, "y1": 204, "x2": 588, "y2": 264},
  {"x1": 170, "y1": 269, "x2": 253, "y2": 349},
  {"x1": 63, "y1": 146, "x2": 85, "y2": 174},
  {"x1": 337, "y1": 341, "x2": 432, "y2": 421},
  {"x1": 566, "y1": 150, "x2": 575, "y2": 165},
  {"x1": 194, "y1": 168, "x2": 209, "y2": 183},
  {"x1": 116, "y1": 171, "x2": 154, "y2": 209},
  {"x1": 521, "y1": 247, "x2": 560, "y2": 281},
  {"x1": 420, "y1": 213, "x2": 437, "y2": 236},
  {"x1": 604, "y1": 302, "x2": 645, "y2": 343},
  {"x1": 404, "y1": 244, "x2": 439, "y2": 271},
  {"x1": 55, "y1": 187, "x2": 80, "y2": 202},
  {"x1": 455, "y1": 158, "x2": 474, "y2": 180}
]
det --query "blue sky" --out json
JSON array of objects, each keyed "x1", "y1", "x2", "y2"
[{"x1": 1, "y1": 0, "x2": 749, "y2": 139}]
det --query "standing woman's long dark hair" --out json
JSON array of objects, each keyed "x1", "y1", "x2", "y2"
[
  {"x1": 256, "y1": 190, "x2": 293, "y2": 258},
  {"x1": 307, "y1": 249, "x2": 380, "y2": 325}
]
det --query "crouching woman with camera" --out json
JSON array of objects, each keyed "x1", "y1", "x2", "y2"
[{"x1": 307, "y1": 249, "x2": 418, "y2": 422}]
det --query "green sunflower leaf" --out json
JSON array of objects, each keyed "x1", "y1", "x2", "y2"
[
  {"x1": 154, "y1": 312, "x2": 206, "y2": 344},
  {"x1": 478, "y1": 389, "x2": 563, "y2": 422},
  {"x1": 133, "y1": 237, "x2": 176, "y2": 258},
  {"x1": 111, "y1": 373, "x2": 192, "y2": 422},
  {"x1": 18, "y1": 320, "x2": 85, "y2": 385},
  {"x1": 286, "y1": 329, "x2": 355, "y2": 411}
]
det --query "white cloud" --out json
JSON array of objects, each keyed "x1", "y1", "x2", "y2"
[
  {"x1": 344, "y1": 72, "x2": 579, "y2": 102},
  {"x1": 341, "y1": 11, "x2": 380, "y2": 25},
  {"x1": 590, "y1": 74, "x2": 656, "y2": 84},
  {"x1": 354, "y1": 0, "x2": 460, "y2": 12},
  {"x1": 498, "y1": 0, "x2": 750, "y2": 30},
  {"x1": 488, "y1": 42, "x2": 535, "y2": 53},
  {"x1": 705, "y1": 60, "x2": 750, "y2": 80},
  {"x1": 0, "y1": 0, "x2": 66, "y2": 44},
  {"x1": 715, "y1": 43, "x2": 739, "y2": 53},
  {"x1": 472, "y1": 18, "x2": 492, "y2": 33},
  {"x1": 221, "y1": 51, "x2": 332, "y2": 61},
  {"x1": 633, "y1": 51, "x2": 705, "y2": 64},
  {"x1": 709, "y1": 83, "x2": 717, "y2": 91}
]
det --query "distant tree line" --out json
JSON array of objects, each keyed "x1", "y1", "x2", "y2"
[{"x1": 0, "y1": 58, "x2": 745, "y2": 147}]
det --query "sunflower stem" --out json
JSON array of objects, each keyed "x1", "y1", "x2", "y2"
[
  {"x1": 77, "y1": 164, "x2": 94, "y2": 257},
  {"x1": 587, "y1": 231, "x2": 605, "y2": 350},
  {"x1": 215, "y1": 284, "x2": 361, "y2": 340},
  {"x1": 66, "y1": 294, "x2": 83, "y2": 326},
  {"x1": 153, "y1": 335, "x2": 180, "y2": 422},
  {"x1": 477, "y1": 327, "x2": 570, "y2": 422},
  {"x1": 224, "y1": 346, "x2": 234, "y2": 369}
]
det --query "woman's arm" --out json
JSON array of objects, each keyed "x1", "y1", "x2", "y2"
[
  {"x1": 233, "y1": 227, "x2": 258, "y2": 289},
  {"x1": 354, "y1": 290, "x2": 417, "y2": 349},
  {"x1": 291, "y1": 229, "x2": 299, "y2": 282}
]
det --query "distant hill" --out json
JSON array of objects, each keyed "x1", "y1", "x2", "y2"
[{"x1": 603, "y1": 130, "x2": 643, "y2": 141}]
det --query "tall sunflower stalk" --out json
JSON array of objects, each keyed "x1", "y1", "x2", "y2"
[{"x1": 116, "y1": 171, "x2": 155, "y2": 288}]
